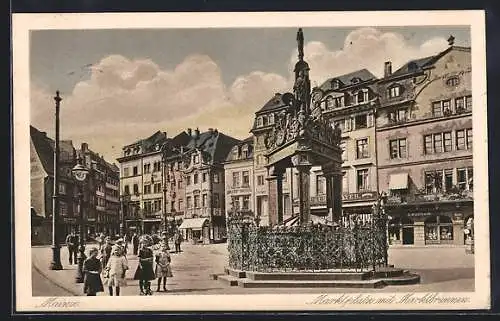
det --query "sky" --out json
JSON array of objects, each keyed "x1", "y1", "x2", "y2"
[{"x1": 30, "y1": 26, "x2": 470, "y2": 163}]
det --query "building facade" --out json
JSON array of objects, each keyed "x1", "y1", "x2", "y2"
[
  {"x1": 78, "y1": 143, "x2": 121, "y2": 237},
  {"x1": 310, "y1": 69, "x2": 380, "y2": 225},
  {"x1": 224, "y1": 137, "x2": 255, "y2": 219},
  {"x1": 250, "y1": 94, "x2": 295, "y2": 226},
  {"x1": 117, "y1": 131, "x2": 170, "y2": 234},
  {"x1": 376, "y1": 44, "x2": 473, "y2": 246},
  {"x1": 179, "y1": 128, "x2": 240, "y2": 243},
  {"x1": 30, "y1": 126, "x2": 78, "y2": 245}
]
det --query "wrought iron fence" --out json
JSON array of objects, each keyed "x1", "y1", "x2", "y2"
[{"x1": 227, "y1": 218, "x2": 388, "y2": 272}]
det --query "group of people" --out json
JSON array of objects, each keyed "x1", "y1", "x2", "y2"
[{"x1": 79, "y1": 231, "x2": 175, "y2": 296}]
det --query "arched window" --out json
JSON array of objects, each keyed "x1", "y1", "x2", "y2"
[{"x1": 446, "y1": 76, "x2": 460, "y2": 87}]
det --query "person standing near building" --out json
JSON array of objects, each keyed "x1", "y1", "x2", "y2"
[
  {"x1": 65, "y1": 230, "x2": 78, "y2": 265},
  {"x1": 83, "y1": 247, "x2": 104, "y2": 296}
]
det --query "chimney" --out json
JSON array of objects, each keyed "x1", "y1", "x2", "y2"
[
  {"x1": 81, "y1": 142, "x2": 88, "y2": 151},
  {"x1": 214, "y1": 128, "x2": 218, "y2": 135},
  {"x1": 187, "y1": 128, "x2": 192, "y2": 136},
  {"x1": 384, "y1": 61, "x2": 392, "y2": 77},
  {"x1": 208, "y1": 128, "x2": 214, "y2": 135},
  {"x1": 194, "y1": 127, "x2": 200, "y2": 139}
]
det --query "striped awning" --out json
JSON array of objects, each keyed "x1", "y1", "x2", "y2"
[{"x1": 178, "y1": 218, "x2": 208, "y2": 230}]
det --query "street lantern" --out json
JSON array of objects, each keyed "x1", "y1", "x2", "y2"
[{"x1": 72, "y1": 158, "x2": 89, "y2": 283}]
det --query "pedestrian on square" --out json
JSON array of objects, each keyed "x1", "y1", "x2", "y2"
[
  {"x1": 83, "y1": 247, "x2": 104, "y2": 296},
  {"x1": 132, "y1": 233, "x2": 139, "y2": 255},
  {"x1": 115, "y1": 238, "x2": 127, "y2": 256},
  {"x1": 155, "y1": 245, "x2": 173, "y2": 292},
  {"x1": 104, "y1": 245, "x2": 128, "y2": 296},
  {"x1": 134, "y1": 236, "x2": 156, "y2": 295},
  {"x1": 174, "y1": 231, "x2": 182, "y2": 253},
  {"x1": 65, "y1": 230, "x2": 78, "y2": 265},
  {"x1": 100, "y1": 237, "x2": 113, "y2": 268}
]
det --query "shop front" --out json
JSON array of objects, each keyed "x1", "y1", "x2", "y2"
[
  {"x1": 142, "y1": 217, "x2": 162, "y2": 235},
  {"x1": 179, "y1": 217, "x2": 210, "y2": 244},
  {"x1": 385, "y1": 200, "x2": 473, "y2": 246}
]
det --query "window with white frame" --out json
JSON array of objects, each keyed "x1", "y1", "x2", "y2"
[
  {"x1": 257, "y1": 175, "x2": 265, "y2": 186},
  {"x1": 186, "y1": 196, "x2": 192, "y2": 209},
  {"x1": 389, "y1": 138, "x2": 407, "y2": 159},
  {"x1": 144, "y1": 184, "x2": 151, "y2": 194},
  {"x1": 356, "y1": 169, "x2": 369, "y2": 192},
  {"x1": 356, "y1": 138, "x2": 369, "y2": 159},
  {"x1": 232, "y1": 172, "x2": 240, "y2": 187},
  {"x1": 316, "y1": 175, "x2": 326, "y2": 195},
  {"x1": 194, "y1": 195, "x2": 200, "y2": 208},
  {"x1": 387, "y1": 85, "x2": 401, "y2": 98},
  {"x1": 202, "y1": 194, "x2": 207, "y2": 207},
  {"x1": 356, "y1": 90, "x2": 368, "y2": 104},
  {"x1": 242, "y1": 195, "x2": 250, "y2": 209},
  {"x1": 388, "y1": 108, "x2": 408, "y2": 123},
  {"x1": 144, "y1": 163, "x2": 151, "y2": 174},
  {"x1": 242, "y1": 171, "x2": 250, "y2": 187}
]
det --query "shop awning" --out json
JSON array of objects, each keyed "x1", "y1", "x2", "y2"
[
  {"x1": 389, "y1": 173, "x2": 409, "y2": 190},
  {"x1": 178, "y1": 218, "x2": 208, "y2": 230}
]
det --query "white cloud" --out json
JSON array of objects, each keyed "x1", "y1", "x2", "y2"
[{"x1": 30, "y1": 27, "x2": 452, "y2": 162}]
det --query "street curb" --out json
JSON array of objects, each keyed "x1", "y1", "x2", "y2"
[{"x1": 32, "y1": 263, "x2": 80, "y2": 296}]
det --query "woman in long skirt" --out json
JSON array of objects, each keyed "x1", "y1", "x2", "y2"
[
  {"x1": 83, "y1": 247, "x2": 104, "y2": 296},
  {"x1": 133, "y1": 237, "x2": 156, "y2": 295}
]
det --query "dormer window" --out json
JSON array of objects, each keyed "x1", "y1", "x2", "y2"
[
  {"x1": 269, "y1": 113, "x2": 275, "y2": 125},
  {"x1": 257, "y1": 117, "x2": 263, "y2": 127},
  {"x1": 446, "y1": 76, "x2": 460, "y2": 87},
  {"x1": 331, "y1": 79, "x2": 340, "y2": 89},
  {"x1": 408, "y1": 62, "x2": 418, "y2": 72},
  {"x1": 356, "y1": 89, "x2": 369, "y2": 104},
  {"x1": 326, "y1": 96, "x2": 335, "y2": 108},
  {"x1": 262, "y1": 115, "x2": 268, "y2": 126},
  {"x1": 242, "y1": 147, "x2": 248, "y2": 159},
  {"x1": 387, "y1": 84, "x2": 402, "y2": 98},
  {"x1": 193, "y1": 154, "x2": 200, "y2": 164},
  {"x1": 351, "y1": 77, "x2": 361, "y2": 84}
]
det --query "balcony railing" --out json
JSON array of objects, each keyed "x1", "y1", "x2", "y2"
[{"x1": 386, "y1": 189, "x2": 473, "y2": 205}]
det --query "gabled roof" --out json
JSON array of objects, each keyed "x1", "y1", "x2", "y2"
[
  {"x1": 320, "y1": 69, "x2": 377, "y2": 91},
  {"x1": 225, "y1": 136, "x2": 254, "y2": 162},
  {"x1": 30, "y1": 125, "x2": 75, "y2": 175},
  {"x1": 186, "y1": 130, "x2": 241, "y2": 164},
  {"x1": 383, "y1": 46, "x2": 471, "y2": 80},
  {"x1": 256, "y1": 93, "x2": 289, "y2": 114},
  {"x1": 389, "y1": 55, "x2": 436, "y2": 78}
]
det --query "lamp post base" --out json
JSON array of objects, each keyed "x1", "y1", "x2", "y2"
[
  {"x1": 75, "y1": 245, "x2": 86, "y2": 283},
  {"x1": 49, "y1": 245, "x2": 63, "y2": 270}
]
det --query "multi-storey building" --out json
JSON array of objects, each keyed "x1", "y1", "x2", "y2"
[
  {"x1": 179, "y1": 128, "x2": 240, "y2": 244},
  {"x1": 224, "y1": 137, "x2": 254, "y2": 218},
  {"x1": 309, "y1": 69, "x2": 380, "y2": 224},
  {"x1": 376, "y1": 42, "x2": 472, "y2": 246},
  {"x1": 117, "y1": 130, "x2": 190, "y2": 235},
  {"x1": 30, "y1": 125, "x2": 78, "y2": 245},
  {"x1": 250, "y1": 94, "x2": 295, "y2": 226},
  {"x1": 78, "y1": 143, "x2": 120, "y2": 237}
]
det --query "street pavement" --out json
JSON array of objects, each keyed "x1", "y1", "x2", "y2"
[{"x1": 32, "y1": 243, "x2": 474, "y2": 296}]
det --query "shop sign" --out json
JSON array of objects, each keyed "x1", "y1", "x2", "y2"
[
  {"x1": 406, "y1": 212, "x2": 433, "y2": 217},
  {"x1": 342, "y1": 191, "x2": 377, "y2": 202},
  {"x1": 227, "y1": 187, "x2": 251, "y2": 195}
]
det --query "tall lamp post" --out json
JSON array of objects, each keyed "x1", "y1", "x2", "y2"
[
  {"x1": 49, "y1": 91, "x2": 63, "y2": 270},
  {"x1": 120, "y1": 192, "x2": 131, "y2": 238},
  {"x1": 72, "y1": 157, "x2": 89, "y2": 283}
]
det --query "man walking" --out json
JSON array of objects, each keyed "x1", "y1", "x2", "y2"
[{"x1": 65, "y1": 230, "x2": 78, "y2": 265}]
